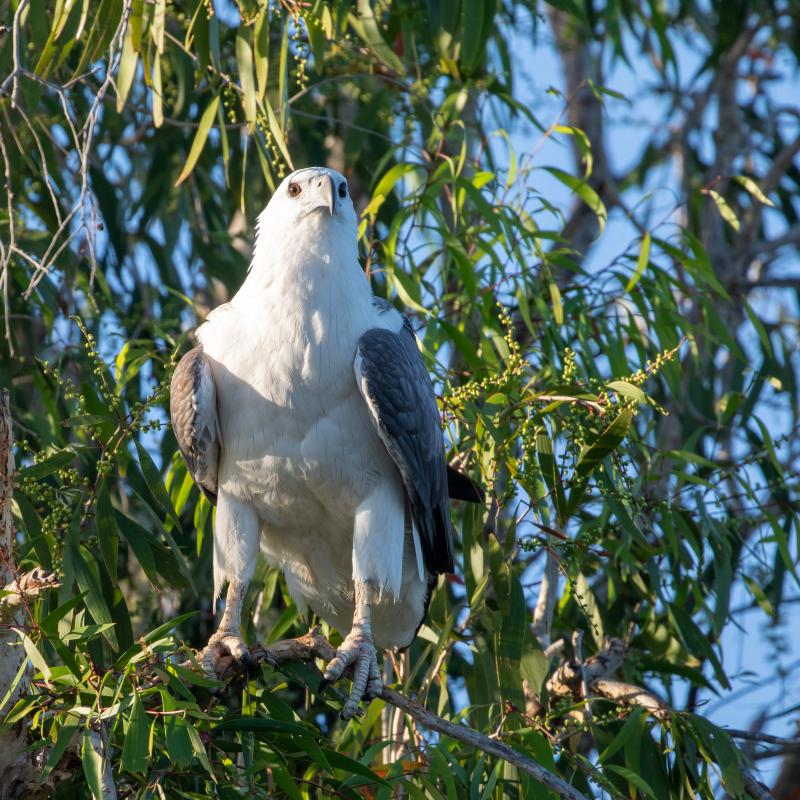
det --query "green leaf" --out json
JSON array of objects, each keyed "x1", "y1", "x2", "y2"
[
  {"x1": 254, "y1": 5, "x2": 269, "y2": 100},
  {"x1": 350, "y1": 0, "x2": 405, "y2": 75},
  {"x1": 264, "y1": 99, "x2": 293, "y2": 169},
  {"x1": 175, "y1": 93, "x2": 221, "y2": 186},
  {"x1": 548, "y1": 281, "x2": 563, "y2": 326},
  {"x1": 607, "y1": 380, "x2": 646, "y2": 404},
  {"x1": 576, "y1": 408, "x2": 633, "y2": 478},
  {"x1": 65, "y1": 543, "x2": 118, "y2": 650},
  {"x1": 114, "y1": 612, "x2": 197, "y2": 669},
  {"x1": 162, "y1": 692, "x2": 194, "y2": 768},
  {"x1": 625, "y1": 231, "x2": 650, "y2": 292},
  {"x1": 96, "y1": 480, "x2": 118, "y2": 581},
  {"x1": 604, "y1": 764, "x2": 657, "y2": 799},
  {"x1": 598, "y1": 707, "x2": 644, "y2": 763},
  {"x1": 151, "y1": 0, "x2": 165, "y2": 53},
  {"x1": 687, "y1": 715, "x2": 745, "y2": 797},
  {"x1": 364, "y1": 162, "x2": 420, "y2": 220},
  {"x1": 323, "y1": 747, "x2": 391, "y2": 787},
  {"x1": 733, "y1": 175, "x2": 774, "y2": 206},
  {"x1": 116, "y1": 26, "x2": 138, "y2": 112},
  {"x1": 742, "y1": 575, "x2": 775, "y2": 617},
  {"x1": 121, "y1": 692, "x2": 149, "y2": 774},
  {"x1": 236, "y1": 27, "x2": 257, "y2": 131},
  {"x1": 573, "y1": 572, "x2": 604, "y2": 649},
  {"x1": 43, "y1": 715, "x2": 79, "y2": 778},
  {"x1": 214, "y1": 716, "x2": 318, "y2": 737},
  {"x1": 17, "y1": 450, "x2": 75, "y2": 480},
  {"x1": 705, "y1": 189, "x2": 740, "y2": 232},
  {"x1": 20, "y1": 631, "x2": 52, "y2": 681},
  {"x1": 544, "y1": 166, "x2": 607, "y2": 235},
  {"x1": 537, "y1": 428, "x2": 566, "y2": 522},
  {"x1": 81, "y1": 727, "x2": 106, "y2": 800},
  {"x1": 187, "y1": 724, "x2": 216, "y2": 779},
  {"x1": 135, "y1": 440, "x2": 180, "y2": 528},
  {"x1": 668, "y1": 606, "x2": 728, "y2": 688},
  {"x1": 460, "y1": 0, "x2": 496, "y2": 74}
]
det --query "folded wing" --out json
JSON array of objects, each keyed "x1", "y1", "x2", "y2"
[
  {"x1": 169, "y1": 345, "x2": 220, "y2": 505},
  {"x1": 354, "y1": 322, "x2": 454, "y2": 574}
]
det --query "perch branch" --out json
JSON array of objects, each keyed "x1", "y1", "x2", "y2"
[
  {"x1": 590, "y1": 679, "x2": 669, "y2": 720},
  {"x1": 201, "y1": 629, "x2": 590, "y2": 800},
  {"x1": 527, "y1": 637, "x2": 667, "y2": 720}
]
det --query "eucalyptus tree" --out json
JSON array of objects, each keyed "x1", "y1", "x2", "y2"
[{"x1": 0, "y1": 1, "x2": 798, "y2": 798}]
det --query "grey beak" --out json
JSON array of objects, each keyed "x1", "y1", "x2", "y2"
[{"x1": 315, "y1": 174, "x2": 335, "y2": 216}]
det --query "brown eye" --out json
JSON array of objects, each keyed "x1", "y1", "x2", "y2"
[
  {"x1": 338, "y1": 182, "x2": 347, "y2": 198},
  {"x1": 287, "y1": 182, "x2": 302, "y2": 198}
]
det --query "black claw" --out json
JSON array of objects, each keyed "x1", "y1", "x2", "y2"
[{"x1": 318, "y1": 677, "x2": 331, "y2": 694}]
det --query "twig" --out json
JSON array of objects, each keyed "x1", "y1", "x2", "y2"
[
  {"x1": 727, "y1": 729, "x2": 800, "y2": 748},
  {"x1": 572, "y1": 630, "x2": 593, "y2": 725},
  {"x1": 742, "y1": 769, "x2": 774, "y2": 800}
]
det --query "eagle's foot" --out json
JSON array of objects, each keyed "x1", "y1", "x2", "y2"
[
  {"x1": 203, "y1": 628, "x2": 252, "y2": 680},
  {"x1": 323, "y1": 624, "x2": 382, "y2": 720}
]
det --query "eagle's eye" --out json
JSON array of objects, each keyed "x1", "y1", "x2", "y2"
[
  {"x1": 287, "y1": 182, "x2": 302, "y2": 198},
  {"x1": 338, "y1": 182, "x2": 347, "y2": 199}
]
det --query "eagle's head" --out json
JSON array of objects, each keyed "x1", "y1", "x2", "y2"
[
  {"x1": 265, "y1": 167, "x2": 356, "y2": 228},
  {"x1": 251, "y1": 166, "x2": 358, "y2": 272}
]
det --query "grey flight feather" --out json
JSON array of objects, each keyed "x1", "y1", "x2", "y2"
[
  {"x1": 355, "y1": 320, "x2": 455, "y2": 574},
  {"x1": 169, "y1": 345, "x2": 220, "y2": 504}
]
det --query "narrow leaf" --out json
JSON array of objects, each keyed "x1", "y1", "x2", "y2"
[
  {"x1": 175, "y1": 94, "x2": 221, "y2": 186},
  {"x1": 625, "y1": 231, "x2": 650, "y2": 292}
]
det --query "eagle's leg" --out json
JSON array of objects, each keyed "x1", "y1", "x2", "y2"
[
  {"x1": 203, "y1": 578, "x2": 252, "y2": 677},
  {"x1": 323, "y1": 580, "x2": 383, "y2": 719},
  {"x1": 203, "y1": 492, "x2": 259, "y2": 679}
]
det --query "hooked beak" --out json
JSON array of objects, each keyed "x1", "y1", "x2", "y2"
[{"x1": 312, "y1": 173, "x2": 336, "y2": 216}]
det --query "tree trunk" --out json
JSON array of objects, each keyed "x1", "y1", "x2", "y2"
[{"x1": 0, "y1": 390, "x2": 59, "y2": 799}]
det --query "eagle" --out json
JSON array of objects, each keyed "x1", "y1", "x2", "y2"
[{"x1": 170, "y1": 166, "x2": 480, "y2": 718}]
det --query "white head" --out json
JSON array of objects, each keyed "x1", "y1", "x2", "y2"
[{"x1": 251, "y1": 166, "x2": 358, "y2": 273}]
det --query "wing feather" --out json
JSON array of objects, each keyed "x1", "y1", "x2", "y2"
[
  {"x1": 355, "y1": 323, "x2": 454, "y2": 574},
  {"x1": 169, "y1": 345, "x2": 220, "y2": 504}
]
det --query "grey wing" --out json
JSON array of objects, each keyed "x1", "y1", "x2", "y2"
[
  {"x1": 355, "y1": 322, "x2": 454, "y2": 574},
  {"x1": 169, "y1": 345, "x2": 220, "y2": 505}
]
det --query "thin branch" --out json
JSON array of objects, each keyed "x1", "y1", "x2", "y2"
[
  {"x1": 743, "y1": 769, "x2": 774, "y2": 800},
  {"x1": 727, "y1": 730, "x2": 800, "y2": 749}
]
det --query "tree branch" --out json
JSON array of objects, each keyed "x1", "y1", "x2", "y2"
[{"x1": 205, "y1": 629, "x2": 590, "y2": 800}]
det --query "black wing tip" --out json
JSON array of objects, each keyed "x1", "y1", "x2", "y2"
[
  {"x1": 447, "y1": 465, "x2": 484, "y2": 504},
  {"x1": 425, "y1": 505, "x2": 455, "y2": 574},
  {"x1": 200, "y1": 485, "x2": 218, "y2": 506}
]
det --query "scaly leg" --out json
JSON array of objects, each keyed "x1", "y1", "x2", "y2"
[
  {"x1": 323, "y1": 581, "x2": 383, "y2": 719},
  {"x1": 203, "y1": 578, "x2": 252, "y2": 677}
]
